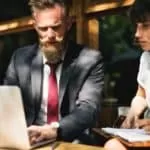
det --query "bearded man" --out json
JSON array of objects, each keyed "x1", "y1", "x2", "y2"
[{"x1": 4, "y1": 0, "x2": 104, "y2": 145}]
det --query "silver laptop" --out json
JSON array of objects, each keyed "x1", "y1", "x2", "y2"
[{"x1": 0, "y1": 86, "x2": 55, "y2": 150}]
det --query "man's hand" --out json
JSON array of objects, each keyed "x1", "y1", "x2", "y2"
[
  {"x1": 27, "y1": 124, "x2": 58, "y2": 144},
  {"x1": 135, "y1": 119, "x2": 150, "y2": 133}
]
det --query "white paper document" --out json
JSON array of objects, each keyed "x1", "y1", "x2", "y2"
[{"x1": 102, "y1": 127, "x2": 150, "y2": 142}]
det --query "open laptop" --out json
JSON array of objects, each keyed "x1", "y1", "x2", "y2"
[{"x1": 0, "y1": 86, "x2": 55, "y2": 150}]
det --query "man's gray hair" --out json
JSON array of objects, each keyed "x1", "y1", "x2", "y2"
[{"x1": 28, "y1": 0, "x2": 69, "y2": 15}]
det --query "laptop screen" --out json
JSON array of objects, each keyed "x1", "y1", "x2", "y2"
[{"x1": 0, "y1": 86, "x2": 30, "y2": 149}]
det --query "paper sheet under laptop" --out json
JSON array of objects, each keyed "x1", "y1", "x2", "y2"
[
  {"x1": 102, "y1": 127, "x2": 150, "y2": 142},
  {"x1": 0, "y1": 86, "x2": 30, "y2": 150}
]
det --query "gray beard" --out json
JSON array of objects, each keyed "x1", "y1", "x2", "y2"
[{"x1": 41, "y1": 46, "x2": 62, "y2": 64}]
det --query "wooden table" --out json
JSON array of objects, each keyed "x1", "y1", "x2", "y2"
[{"x1": 36, "y1": 141, "x2": 105, "y2": 150}]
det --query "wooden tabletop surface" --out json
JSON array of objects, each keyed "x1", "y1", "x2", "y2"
[{"x1": 36, "y1": 141, "x2": 105, "y2": 150}]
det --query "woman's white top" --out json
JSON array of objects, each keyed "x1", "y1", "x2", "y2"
[{"x1": 137, "y1": 51, "x2": 150, "y2": 107}]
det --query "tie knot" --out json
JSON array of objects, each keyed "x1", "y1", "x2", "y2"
[
  {"x1": 49, "y1": 64, "x2": 57, "y2": 72},
  {"x1": 46, "y1": 61, "x2": 61, "y2": 72}
]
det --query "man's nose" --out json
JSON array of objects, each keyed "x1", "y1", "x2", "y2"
[{"x1": 47, "y1": 28, "x2": 55, "y2": 39}]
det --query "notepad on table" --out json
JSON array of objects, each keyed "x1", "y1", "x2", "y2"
[{"x1": 101, "y1": 127, "x2": 150, "y2": 142}]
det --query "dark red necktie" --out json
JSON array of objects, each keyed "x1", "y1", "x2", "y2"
[{"x1": 47, "y1": 64, "x2": 59, "y2": 124}]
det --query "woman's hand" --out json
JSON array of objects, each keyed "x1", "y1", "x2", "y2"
[
  {"x1": 135, "y1": 119, "x2": 150, "y2": 133},
  {"x1": 121, "y1": 110, "x2": 137, "y2": 128}
]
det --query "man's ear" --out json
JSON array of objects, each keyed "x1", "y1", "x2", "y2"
[
  {"x1": 32, "y1": 19, "x2": 37, "y2": 30},
  {"x1": 31, "y1": 14, "x2": 38, "y2": 31},
  {"x1": 66, "y1": 16, "x2": 74, "y2": 31}
]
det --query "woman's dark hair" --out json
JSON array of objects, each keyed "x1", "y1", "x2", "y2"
[{"x1": 130, "y1": 0, "x2": 150, "y2": 23}]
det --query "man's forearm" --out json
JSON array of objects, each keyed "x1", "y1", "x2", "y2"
[{"x1": 58, "y1": 105, "x2": 97, "y2": 141}]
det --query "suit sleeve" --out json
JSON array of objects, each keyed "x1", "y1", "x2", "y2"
[
  {"x1": 58, "y1": 58, "x2": 104, "y2": 141},
  {"x1": 4, "y1": 52, "x2": 19, "y2": 86}
]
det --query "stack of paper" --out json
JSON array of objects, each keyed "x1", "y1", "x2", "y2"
[{"x1": 102, "y1": 127, "x2": 150, "y2": 142}]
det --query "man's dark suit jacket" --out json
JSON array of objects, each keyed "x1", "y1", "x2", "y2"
[{"x1": 4, "y1": 40, "x2": 104, "y2": 142}]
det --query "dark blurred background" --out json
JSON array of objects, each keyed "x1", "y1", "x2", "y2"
[{"x1": 0, "y1": 0, "x2": 30, "y2": 21}]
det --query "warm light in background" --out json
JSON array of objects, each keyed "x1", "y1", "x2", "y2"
[{"x1": 0, "y1": 16, "x2": 33, "y2": 35}]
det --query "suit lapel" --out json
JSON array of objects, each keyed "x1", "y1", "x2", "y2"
[
  {"x1": 31, "y1": 48, "x2": 43, "y2": 114},
  {"x1": 59, "y1": 62, "x2": 75, "y2": 109},
  {"x1": 59, "y1": 42, "x2": 78, "y2": 109}
]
